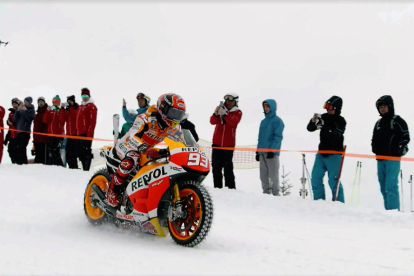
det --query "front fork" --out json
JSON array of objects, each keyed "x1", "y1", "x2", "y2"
[{"x1": 172, "y1": 183, "x2": 184, "y2": 218}]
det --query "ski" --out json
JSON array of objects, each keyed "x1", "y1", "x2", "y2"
[
  {"x1": 113, "y1": 114, "x2": 120, "y2": 144},
  {"x1": 334, "y1": 145, "x2": 347, "y2": 201}
]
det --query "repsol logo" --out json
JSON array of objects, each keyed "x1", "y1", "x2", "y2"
[
  {"x1": 131, "y1": 167, "x2": 168, "y2": 192},
  {"x1": 181, "y1": 147, "x2": 200, "y2": 152}
]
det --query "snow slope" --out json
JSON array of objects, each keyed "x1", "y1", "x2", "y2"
[{"x1": 1, "y1": 163, "x2": 414, "y2": 275}]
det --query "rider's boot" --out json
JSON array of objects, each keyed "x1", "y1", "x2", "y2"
[{"x1": 106, "y1": 174, "x2": 126, "y2": 208}]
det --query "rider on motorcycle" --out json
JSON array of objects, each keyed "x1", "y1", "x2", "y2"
[{"x1": 106, "y1": 93, "x2": 187, "y2": 208}]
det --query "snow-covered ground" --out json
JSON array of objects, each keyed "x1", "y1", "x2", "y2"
[{"x1": 1, "y1": 160, "x2": 414, "y2": 275}]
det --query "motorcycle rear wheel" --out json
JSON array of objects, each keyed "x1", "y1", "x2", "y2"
[
  {"x1": 168, "y1": 181, "x2": 213, "y2": 247},
  {"x1": 84, "y1": 169, "x2": 110, "y2": 225}
]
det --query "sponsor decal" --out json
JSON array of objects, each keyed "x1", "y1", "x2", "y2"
[
  {"x1": 181, "y1": 147, "x2": 204, "y2": 154},
  {"x1": 116, "y1": 213, "x2": 134, "y2": 221},
  {"x1": 151, "y1": 180, "x2": 163, "y2": 187},
  {"x1": 170, "y1": 166, "x2": 182, "y2": 172},
  {"x1": 131, "y1": 166, "x2": 168, "y2": 192}
]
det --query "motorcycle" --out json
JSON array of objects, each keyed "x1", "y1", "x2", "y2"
[{"x1": 83, "y1": 129, "x2": 213, "y2": 247}]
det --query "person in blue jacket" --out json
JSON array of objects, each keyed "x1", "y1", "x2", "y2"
[
  {"x1": 122, "y1": 92, "x2": 151, "y2": 125},
  {"x1": 372, "y1": 95, "x2": 410, "y2": 210},
  {"x1": 307, "y1": 96, "x2": 346, "y2": 203},
  {"x1": 256, "y1": 99, "x2": 284, "y2": 196}
]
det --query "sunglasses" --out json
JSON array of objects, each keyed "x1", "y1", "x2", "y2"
[
  {"x1": 323, "y1": 103, "x2": 334, "y2": 111},
  {"x1": 81, "y1": 94, "x2": 89, "y2": 98}
]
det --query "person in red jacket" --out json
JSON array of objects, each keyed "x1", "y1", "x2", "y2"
[
  {"x1": 43, "y1": 95, "x2": 64, "y2": 166},
  {"x1": 60, "y1": 95, "x2": 79, "y2": 169},
  {"x1": 0, "y1": 105, "x2": 5, "y2": 164},
  {"x1": 5, "y1": 98, "x2": 19, "y2": 163},
  {"x1": 210, "y1": 93, "x2": 243, "y2": 189},
  {"x1": 32, "y1": 97, "x2": 49, "y2": 164},
  {"x1": 75, "y1": 88, "x2": 97, "y2": 171}
]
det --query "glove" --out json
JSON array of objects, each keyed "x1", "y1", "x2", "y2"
[
  {"x1": 315, "y1": 115, "x2": 324, "y2": 130},
  {"x1": 266, "y1": 152, "x2": 274, "y2": 159},
  {"x1": 255, "y1": 153, "x2": 260, "y2": 162},
  {"x1": 61, "y1": 102, "x2": 68, "y2": 109},
  {"x1": 399, "y1": 145, "x2": 409, "y2": 156},
  {"x1": 218, "y1": 106, "x2": 227, "y2": 117},
  {"x1": 143, "y1": 147, "x2": 159, "y2": 159}
]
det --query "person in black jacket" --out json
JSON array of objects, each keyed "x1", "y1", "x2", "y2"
[
  {"x1": 180, "y1": 113, "x2": 199, "y2": 142},
  {"x1": 307, "y1": 95, "x2": 346, "y2": 203},
  {"x1": 372, "y1": 95, "x2": 410, "y2": 210},
  {"x1": 13, "y1": 97, "x2": 35, "y2": 165}
]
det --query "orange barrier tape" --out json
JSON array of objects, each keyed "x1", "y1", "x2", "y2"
[
  {"x1": 1, "y1": 126, "x2": 410, "y2": 162},
  {"x1": 0, "y1": 126, "x2": 115, "y2": 142}
]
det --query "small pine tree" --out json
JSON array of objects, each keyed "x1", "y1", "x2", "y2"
[{"x1": 280, "y1": 166, "x2": 293, "y2": 196}]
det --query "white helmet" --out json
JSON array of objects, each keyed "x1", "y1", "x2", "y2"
[{"x1": 224, "y1": 92, "x2": 239, "y2": 105}]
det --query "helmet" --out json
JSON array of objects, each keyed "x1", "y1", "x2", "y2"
[
  {"x1": 136, "y1": 92, "x2": 151, "y2": 105},
  {"x1": 224, "y1": 92, "x2": 239, "y2": 105},
  {"x1": 157, "y1": 93, "x2": 186, "y2": 128}
]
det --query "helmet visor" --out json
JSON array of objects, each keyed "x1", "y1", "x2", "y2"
[{"x1": 166, "y1": 107, "x2": 186, "y2": 122}]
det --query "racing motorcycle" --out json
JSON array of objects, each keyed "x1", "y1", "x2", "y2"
[{"x1": 83, "y1": 129, "x2": 213, "y2": 247}]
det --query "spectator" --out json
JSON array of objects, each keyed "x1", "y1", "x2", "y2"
[
  {"x1": 75, "y1": 88, "x2": 97, "y2": 171},
  {"x1": 255, "y1": 99, "x2": 284, "y2": 196},
  {"x1": 32, "y1": 97, "x2": 49, "y2": 164},
  {"x1": 180, "y1": 113, "x2": 199, "y2": 142},
  {"x1": 5, "y1": 98, "x2": 19, "y2": 164},
  {"x1": 43, "y1": 95, "x2": 64, "y2": 166},
  {"x1": 60, "y1": 95, "x2": 79, "y2": 169},
  {"x1": 119, "y1": 109, "x2": 137, "y2": 139},
  {"x1": 210, "y1": 93, "x2": 242, "y2": 189},
  {"x1": 13, "y1": 97, "x2": 35, "y2": 165},
  {"x1": 372, "y1": 95, "x2": 410, "y2": 211},
  {"x1": 0, "y1": 104, "x2": 4, "y2": 164},
  {"x1": 122, "y1": 92, "x2": 150, "y2": 124},
  {"x1": 307, "y1": 96, "x2": 346, "y2": 203}
]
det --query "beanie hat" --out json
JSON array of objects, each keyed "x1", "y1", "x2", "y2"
[
  {"x1": 11, "y1": 97, "x2": 20, "y2": 105},
  {"x1": 67, "y1": 95, "x2": 76, "y2": 102},
  {"x1": 81, "y1": 87, "x2": 90, "y2": 97},
  {"x1": 38, "y1": 96, "x2": 46, "y2": 103},
  {"x1": 24, "y1": 97, "x2": 33, "y2": 104},
  {"x1": 52, "y1": 95, "x2": 61, "y2": 105},
  {"x1": 325, "y1": 96, "x2": 342, "y2": 114}
]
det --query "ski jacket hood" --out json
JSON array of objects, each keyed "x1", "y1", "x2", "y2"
[
  {"x1": 263, "y1": 99, "x2": 277, "y2": 118},
  {"x1": 376, "y1": 95, "x2": 395, "y2": 117}
]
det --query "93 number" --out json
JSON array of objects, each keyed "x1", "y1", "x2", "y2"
[{"x1": 187, "y1": 153, "x2": 208, "y2": 168}]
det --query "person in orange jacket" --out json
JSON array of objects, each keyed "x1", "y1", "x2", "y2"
[
  {"x1": 43, "y1": 95, "x2": 64, "y2": 166},
  {"x1": 106, "y1": 93, "x2": 186, "y2": 208},
  {"x1": 75, "y1": 88, "x2": 97, "y2": 171}
]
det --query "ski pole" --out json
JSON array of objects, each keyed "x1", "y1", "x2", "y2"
[
  {"x1": 334, "y1": 145, "x2": 347, "y2": 201},
  {"x1": 400, "y1": 170, "x2": 404, "y2": 212},
  {"x1": 409, "y1": 175, "x2": 413, "y2": 212},
  {"x1": 350, "y1": 161, "x2": 359, "y2": 205},
  {"x1": 356, "y1": 162, "x2": 362, "y2": 206}
]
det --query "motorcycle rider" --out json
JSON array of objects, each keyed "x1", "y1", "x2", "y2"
[{"x1": 106, "y1": 93, "x2": 186, "y2": 208}]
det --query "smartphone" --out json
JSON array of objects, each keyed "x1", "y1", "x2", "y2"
[{"x1": 219, "y1": 101, "x2": 224, "y2": 107}]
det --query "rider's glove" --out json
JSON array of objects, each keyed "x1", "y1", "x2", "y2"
[{"x1": 144, "y1": 148, "x2": 159, "y2": 159}]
